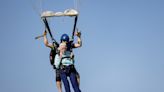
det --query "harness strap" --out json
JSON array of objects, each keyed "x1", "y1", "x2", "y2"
[{"x1": 58, "y1": 56, "x2": 74, "y2": 69}]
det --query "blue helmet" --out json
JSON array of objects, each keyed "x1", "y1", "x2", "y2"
[{"x1": 60, "y1": 34, "x2": 69, "y2": 42}]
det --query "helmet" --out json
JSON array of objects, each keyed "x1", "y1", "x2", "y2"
[{"x1": 60, "y1": 34, "x2": 69, "y2": 42}]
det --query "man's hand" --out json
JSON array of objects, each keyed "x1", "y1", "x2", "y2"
[
  {"x1": 43, "y1": 30, "x2": 47, "y2": 36},
  {"x1": 75, "y1": 31, "x2": 81, "y2": 37}
]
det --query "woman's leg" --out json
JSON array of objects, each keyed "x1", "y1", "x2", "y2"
[
  {"x1": 70, "y1": 72, "x2": 81, "y2": 92},
  {"x1": 60, "y1": 71, "x2": 70, "y2": 92},
  {"x1": 75, "y1": 69, "x2": 80, "y2": 87}
]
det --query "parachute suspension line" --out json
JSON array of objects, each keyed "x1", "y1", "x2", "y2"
[
  {"x1": 29, "y1": 0, "x2": 44, "y2": 16},
  {"x1": 74, "y1": 0, "x2": 77, "y2": 10},
  {"x1": 29, "y1": 0, "x2": 39, "y2": 16},
  {"x1": 74, "y1": 0, "x2": 80, "y2": 12},
  {"x1": 39, "y1": 0, "x2": 43, "y2": 15}
]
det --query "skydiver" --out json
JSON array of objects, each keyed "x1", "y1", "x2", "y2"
[
  {"x1": 54, "y1": 33, "x2": 82, "y2": 92},
  {"x1": 43, "y1": 30, "x2": 81, "y2": 92}
]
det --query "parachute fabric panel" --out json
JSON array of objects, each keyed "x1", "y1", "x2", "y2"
[{"x1": 64, "y1": 9, "x2": 79, "y2": 16}]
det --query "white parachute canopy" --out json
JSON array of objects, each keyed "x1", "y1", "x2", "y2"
[
  {"x1": 31, "y1": 0, "x2": 80, "y2": 40},
  {"x1": 30, "y1": 0, "x2": 80, "y2": 17},
  {"x1": 41, "y1": 9, "x2": 79, "y2": 17}
]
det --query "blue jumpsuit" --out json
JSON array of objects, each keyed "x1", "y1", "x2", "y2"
[{"x1": 55, "y1": 51, "x2": 81, "y2": 92}]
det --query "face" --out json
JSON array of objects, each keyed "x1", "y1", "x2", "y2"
[{"x1": 59, "y1": 42, "x2": 67, "y2": 52}]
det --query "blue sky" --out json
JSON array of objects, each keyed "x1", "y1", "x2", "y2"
[{"x1": 0, "y1": 0, "x2": 164, "y2": 92}]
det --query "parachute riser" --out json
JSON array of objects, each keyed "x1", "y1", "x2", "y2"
[
  {"x1": 42, "y1": 18, "x2": 58, "y2": 45},
  {"x1": 71, "y1": 16, "x2": 78, "y2": 42}
]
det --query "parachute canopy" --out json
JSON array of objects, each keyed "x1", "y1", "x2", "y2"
[
  {"x1": 41, "y1": 9, "x2": 78, "y2": 18},
  {"x1": 30, "y1": 0, "x2": 80, "y2": 17}
]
